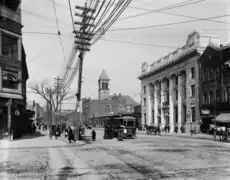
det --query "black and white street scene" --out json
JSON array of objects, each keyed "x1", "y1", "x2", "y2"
[{"x1": 1, "y1": 0, "x2": 230, "y2": 179}]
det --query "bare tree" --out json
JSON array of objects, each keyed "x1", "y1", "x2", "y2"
[{"x1": 30, "y1": 80, "x2": 75, "y2": 125}]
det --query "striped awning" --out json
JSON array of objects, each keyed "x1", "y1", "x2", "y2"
[{"x1": 214, "y1": 113, "x2": 230, "y2": 124}]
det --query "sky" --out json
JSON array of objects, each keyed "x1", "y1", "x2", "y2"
[{"x1": 22, "y1": 0, "x2": 230, "y2": 110}]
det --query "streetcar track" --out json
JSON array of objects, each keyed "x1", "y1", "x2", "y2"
[{"x1": 96, "y1": 145, "x2": 230, "y2": 179}]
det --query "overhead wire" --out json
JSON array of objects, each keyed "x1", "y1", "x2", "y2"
[
  {"x1": 92, "y1": 0, "x2": 130, "y2": 44},
  {"x1": 92, "y1": 0, "x2": 132, "y2": 45},
  {"x1": 59, "y1": 0, "x2": 79, "y2": 90},
  {"x1": 63, "y1": 0, "x2": 101, "y2": 90},
  {"x1": 52, "y1": 0, "x2": 68, "y2": 66},
  {"x1": 109, "y1": 13, "x2": 230, "y2": 32},
  {"x1": 22, "y1": 31, "x2": 181, "y2": 49},
  {"x1": 118, "y1": 0, "x2": 205, "y2": 21},
  {"x1": 126, "y1": 5, "x2": 230, "y2": 25},
  {"x1": 100, "y1": 38, "x2": 178, "y2": 49}
]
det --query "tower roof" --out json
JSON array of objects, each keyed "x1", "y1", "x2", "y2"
[{"x1": 99, "y1": 69, "x2": 110, "y2": 80}]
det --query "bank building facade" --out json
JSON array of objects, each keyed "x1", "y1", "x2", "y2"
[{"x1": 139, "y1": 31, "x2": 220, "y2": 133}]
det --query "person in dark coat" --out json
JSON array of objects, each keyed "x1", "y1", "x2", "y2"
[
  {"x1": 92, "y1": 129, "x2": 96, "y2": 141},
  {"x1": 68, "y1": 127, "x2": 76, "y2": 143}
]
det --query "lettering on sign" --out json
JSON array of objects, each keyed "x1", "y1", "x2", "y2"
[{"x1": 201, "y1": 109, "x2": 210, "y2": 115}]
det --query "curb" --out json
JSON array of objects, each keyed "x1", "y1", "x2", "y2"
[{"x1": 59, "y1": 136, "x2": 87, "y2": 147}]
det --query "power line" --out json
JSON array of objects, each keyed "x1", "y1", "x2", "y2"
[
  {"x1": 118, "y1": 0, "x2": 205, "y2": 21},
  {"x1": 100, "y1": 38, "x2": 178, "y2": 49},
  {"x1": 83, "y1": 82, "x2": 96, "y2": 98},
  {"x1": 52, "y1": 0, "x2": 67, "y2": 65},
  {"x1": 22, "y1": 9, "x2": 70, "y2": 25},
  {"x1": 126, "y1": 5, "x2": 230, "y2": 25},
  {"x1": 109, "y1": 13, "x2": 230, "y2": 32},
  {"x1": 22, "y1": 31, "x2": 178, "y2": 49}
]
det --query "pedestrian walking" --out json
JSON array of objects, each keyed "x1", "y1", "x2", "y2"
[
  {"x1": 92, "y1": 129, "x2": 96, "y2": 141},
  {"x1": 68, "y1": 127, "x2": 76, "y2": 143},
  {"x1": 48, "y1": 127, "x2": 52, "y2": 140}
]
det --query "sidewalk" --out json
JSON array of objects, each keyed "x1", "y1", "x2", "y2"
[
  {"x1": 0, "y1": 132, "x2": 100, "y2": 179},
  {"x1": 138, "y1": 130, "x2": 214, "y2": 141},
  {"x1": 0, "y1": 131, "x2": 84, "y2": 149}
]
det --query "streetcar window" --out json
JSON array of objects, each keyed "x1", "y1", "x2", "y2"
[{"x1": 127, "y1": 120, "x2": 135, "y2": 127}]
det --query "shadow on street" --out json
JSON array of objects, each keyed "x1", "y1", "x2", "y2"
[{"x1": 14, "y1": 131, "x2": 45, "y2": 141}]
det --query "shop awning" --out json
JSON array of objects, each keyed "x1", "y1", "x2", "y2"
[{"x1": 214, "y1": 113, "x2": 230, "y2": 124}]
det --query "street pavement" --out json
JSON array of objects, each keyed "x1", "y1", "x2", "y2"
[
  {"x1": 0, "y1": 131, "x2": 97, "y2": 180},
  {"x1": 1, "y1": 130, "x2": 230, "y2": 179},
  {"x1": 71, "y1": 130, "x2": 230, "y2": 180}
]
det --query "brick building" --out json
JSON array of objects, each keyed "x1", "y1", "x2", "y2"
[
  {"x1": 139, "y1": 31, "x2": 220, "y2": 133},
  {"x1": 82, "y1": 69, "x2": 139, "y2": 127},
  {"x1": 0, "y1": 0, "x2": 29, "y2": 139},
  {"x1": 199, "y1": 43, "x2": 230, "y2": 132}
]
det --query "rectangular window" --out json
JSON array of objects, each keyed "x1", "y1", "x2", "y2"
[
  {"x1": 203, "y1": 92, "x2": 207, "y2": 104},
  {"x1": 190, "y1": 84, "x2": 195, "y2": 97},
  {"x1": 2, "y1": 69, "x2": 18, "y2": 90},
  {"x1": 175, "y1": 76, "x2": 178, "y2": 86},
  {"x1": 143, "y1": 86, "x2": 146, "y2": 94},
  {"x1": 216, "y1": 90, "x2": 220, "y2": 103},
  {"x1": 144, "y1": 113, "x2": 147, "y2": 125},
  {"x1": 203, "y1": 69, "x2": 206, "y2": 81},
  {"x1": 210, "y1": 91, "x2": 213, "y2": 103},
  {"x1": 143, "y1": 98, "x2": 146, "y2": 106},
  {"x1": 191, "y1": 107, "x2": 196, "y2": 122},
  {"x1": 227, "y1": 87, "x2": 230, "y2": 101},
  {"x1": 191, "y1": 67, "x2": 195, "y2": 79},
  {"x1": 2, "y1": 33, "x2": 18, "y2": 59}
]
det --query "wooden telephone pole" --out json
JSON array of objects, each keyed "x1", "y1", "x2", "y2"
[{"x1": 73, "y1": 3, "x2": 96, "y2": 140}]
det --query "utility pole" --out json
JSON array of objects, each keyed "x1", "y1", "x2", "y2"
[
  {"x1": 54, "y1": 76, "x2": 63, "y2": 125},
  {"x1": 73, "y1": 3, "x2": 96, "y2": 140}
]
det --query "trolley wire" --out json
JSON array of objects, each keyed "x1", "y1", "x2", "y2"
[
  {"x1": 118, "y1": 0, "x2": 206, "y2": 21},
  {"x1": 109, "y1": 13, "x2": 230, "y2": 32},
  {"x1": 52, "y1": 0, "x2": 68, "y2": 65}
]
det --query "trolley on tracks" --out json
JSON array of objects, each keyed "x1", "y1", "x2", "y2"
[{"x1": 103, "y1": 115, "x2": 137, "y2": 139}]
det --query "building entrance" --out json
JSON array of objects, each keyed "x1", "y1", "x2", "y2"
[{"x1": 0, "y1": 106, "x2": 8, "y2": 136}]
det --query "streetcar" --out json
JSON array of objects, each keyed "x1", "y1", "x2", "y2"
[{"x1": 103, "y1": 115, "x2": 137, "y2": 139}]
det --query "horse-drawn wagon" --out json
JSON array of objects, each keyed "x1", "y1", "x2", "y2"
[
  {"x1": 146, "y1": 125, "x2": 161, "y2": 135},
  {"x1": 212, "y1": 113, "x2": 230, "y2": 142}
]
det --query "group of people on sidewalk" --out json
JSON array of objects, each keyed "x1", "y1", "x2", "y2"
[{"x1": 47, "y1": 125, "x2": 97, "y2": 143}]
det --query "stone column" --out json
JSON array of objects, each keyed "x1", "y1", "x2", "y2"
[
  {"x1": 161, "y1": 80, "x2": 165, "y2": 128},
  {"x1": 178, "y1": 73, "x2": 185, "y2": 129},
  {"x1": 154, "y1": 83, "x2": 159, "y2": 126},
  {"x1": 147, "y1": 84, "x2": 153, "y2": 126},
  {"x1": 0, "y1": 31, "x2": 2, "y2": 55},
  {"x1": 0, "y1": 67, "x2": 2, "y2": 90},
  {"x1": 169, "y1": 76, "x2": 175, "y2": 133}
]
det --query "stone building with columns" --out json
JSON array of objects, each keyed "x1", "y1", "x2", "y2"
[{"x1": 138, "y1": 31, "x2": 221, "y2": 133}]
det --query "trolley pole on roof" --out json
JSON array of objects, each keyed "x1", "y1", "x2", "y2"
[{"x1": 73, "y1": 3, "x2": 96, "y2": 140}]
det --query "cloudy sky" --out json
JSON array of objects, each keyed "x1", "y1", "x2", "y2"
[{"x1": 22, "y1": 0, "x2": 230, "y2": 110}]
